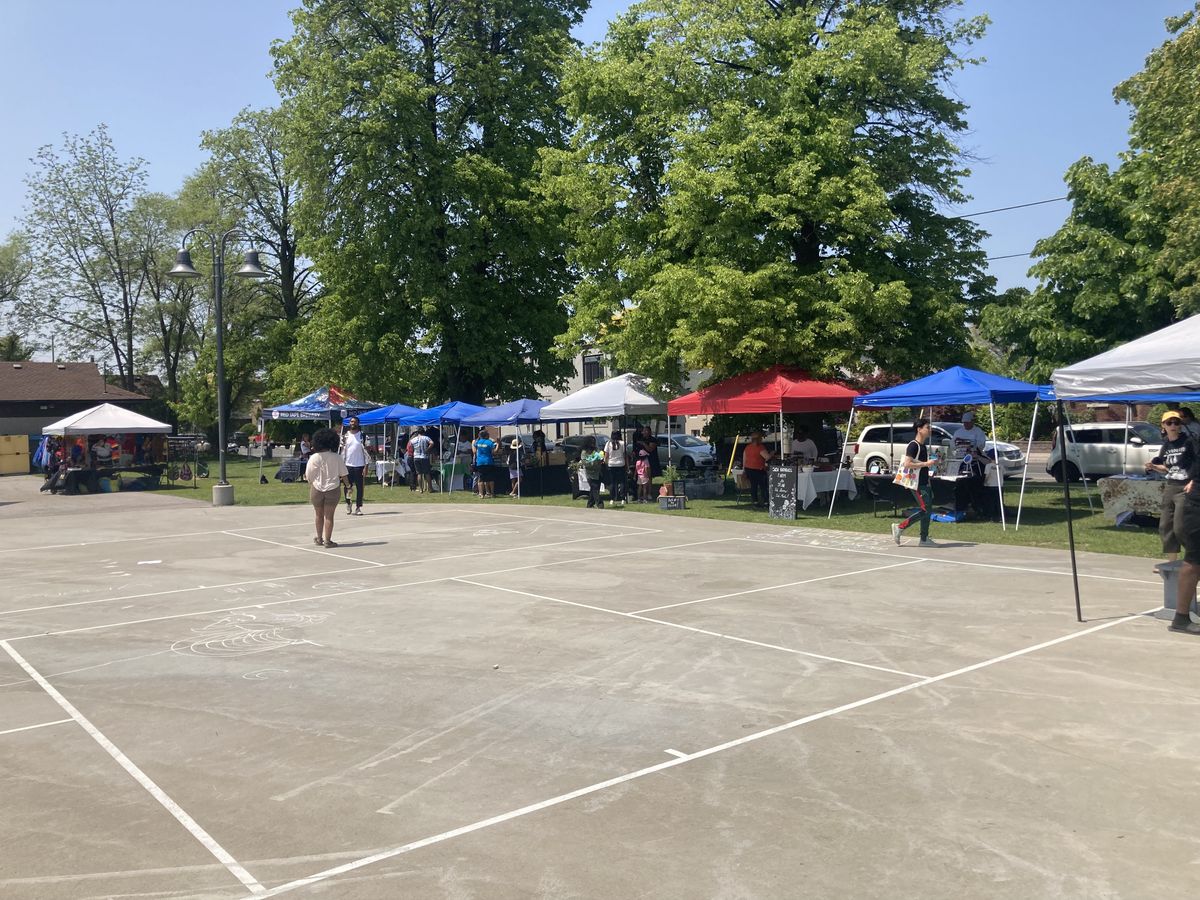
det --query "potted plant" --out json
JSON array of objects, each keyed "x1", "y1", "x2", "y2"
[{"x1": 661, "y1": 464, "x2": 680, "y2": 495}]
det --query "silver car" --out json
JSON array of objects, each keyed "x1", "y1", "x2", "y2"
[{"x1": 655, "y1": 434, "x2": 717, "y2": 471}]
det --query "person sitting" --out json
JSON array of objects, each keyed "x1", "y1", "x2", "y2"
[{"x1": 91, "y1": 435, "x2": 114, "y2": 468}]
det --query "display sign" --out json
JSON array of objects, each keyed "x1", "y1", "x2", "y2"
[{"x1": 768, "y1": 465, "x2": 797, "y2": 520}]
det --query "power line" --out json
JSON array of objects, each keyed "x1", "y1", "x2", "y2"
[
  {"x1": 956, "y1": 196, "x2": 1068, "y2": 219},
  {"x1": 986, "y1": 252, "x2": 1034, "y2": 261}
]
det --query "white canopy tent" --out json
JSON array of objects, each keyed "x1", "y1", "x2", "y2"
[
  {"x1": 539, "y1": 373, "x2": 667, "y2": 420},
  {"x1": 42, "y1": 403, "x2": 172, "y2": 435},
  {"x1": 1053, "y1": 314, "x2": 1200, "y2": 398},
  {"x1": 1050, "y1": 314, "x2": 1200, "y2": 622}
]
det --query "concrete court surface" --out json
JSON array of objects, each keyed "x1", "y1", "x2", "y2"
[{"x1": 0, "y1": 483, "x2": 1197, "y2": 899}]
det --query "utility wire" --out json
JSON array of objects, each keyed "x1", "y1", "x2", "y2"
[
  {"x1": 986, "y1": 252, "x2": 1034, "y2": 261},
  {"x1": 955, "y1": 196, "x2": 1068, "y2": 219}
]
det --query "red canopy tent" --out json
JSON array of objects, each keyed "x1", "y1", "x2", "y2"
[{"x1": 667, "y1": 366, "x2": 860, "y2": 415}]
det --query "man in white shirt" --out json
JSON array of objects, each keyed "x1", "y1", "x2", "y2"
[
  {"x1": 952, "y1": 411, "x2": 989, "y2": 518},
  {"x1": 793, "y1": 426, "x2": 819, "y2": 462},
  {"x1": 340, "y1": 416, "x2": 370, "y2": 515},
  {"x1": 408, "y1": 427, "x2": 434, "y2": 493}
]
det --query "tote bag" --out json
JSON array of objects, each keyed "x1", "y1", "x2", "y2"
[{"x1": 892, "y1": 464, "x2": 920, "y2": 491}]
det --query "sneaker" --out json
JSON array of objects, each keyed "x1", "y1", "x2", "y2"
[
  {"x1": 345, "y1": 497, "x2": 353, "y2": 514},
  {"x1": 355, "y1": 508, "x2": 363, "y2": 516},
  {"x1": 918, "y1": 538, "x2": 939, "y2": 548},
  {"x1": 324, "y1": 540, "x2": 338, "y2": 548},
  {"x1": 313, "y1": 536, "x2": 323, "y2": 546},
  {"x1": 891, "y1": 523, "x2": 901, "y2": 545},
  {"x1": 1168, "y1": 615, "x2": 1200, "y2": 634}
]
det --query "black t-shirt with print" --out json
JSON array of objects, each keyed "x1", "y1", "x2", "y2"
[
  {"x1": 1153, "y1": 435, "x2": 1195, "y2": 482},
  {"x1": 906, "y1": 440, "x2": 929, "y2": 487}
]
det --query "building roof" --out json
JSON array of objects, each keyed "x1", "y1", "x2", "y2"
[{"x1": 0, "y1": 362, "x2": 148, "y2": 402}]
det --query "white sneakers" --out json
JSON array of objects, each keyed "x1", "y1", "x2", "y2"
[{"x1": 891, "y1": 523, "x2": 901, "y2": 545}]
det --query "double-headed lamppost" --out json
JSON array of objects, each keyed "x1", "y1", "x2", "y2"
[{"x1": 168, "y1": 229, "x2": 269, "y2": 506}]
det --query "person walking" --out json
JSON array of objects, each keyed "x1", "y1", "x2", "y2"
[
  {"x1": 604, "y1": 430, "x2": 628, "y2": 506},
  {"x1": 891, "y1": 418, "x2": 939, "y2": 548},
  {"x1": 340, "y1": 416, "x2": 369, "y2": 515},
  {"x1": 1147, "y1": 411, "x2": 1195, "y2": 570},
  {"x1": 305, "y1": 428, "x2": 350, "y2": 547},
  {"x1": 581, "y1": 435, "x2": 606, "y2": 508},
  {"x1": 472, "y1": 428, "x2": 498, "y2": 498}
]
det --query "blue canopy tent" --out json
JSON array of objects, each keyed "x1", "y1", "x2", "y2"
[
  {"x1": 459, "y1": 398, "x2": 548, "y2": 427},
  {"x1": 260, "y1": 385, "x2": 381, "y2": 421},
  {"x1": 459, "y1": 400, "x2": 549, "y2": 498},
  {"x1": 378, "y1": 401, "x2": 488, "y2": 493},
  {"x1": 356, "y1": 402, "x2": 424, "y2": 425},
  {"x1": 833, "y1": 367, "x2": 1040, "y2": 530},
  {"x1": 257, "y1": 386, "x2": 382, "y2": 482}
]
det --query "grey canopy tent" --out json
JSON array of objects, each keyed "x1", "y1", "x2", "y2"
[{"x1": 1052, "y1": 314, "x2": 1200, "y2": 621}]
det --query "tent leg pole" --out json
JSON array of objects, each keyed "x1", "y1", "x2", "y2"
[
  {"x1": 829, "y1": 408, "x2": 855, "y2": 520},
  {"x1": 1016, "y1": 401, "x2": 1038, "y2": 531},
  {"x1": 990, "y1": 402, "x2": 1006, "y2": 530},
  {"x1": 1057, "y1": 401, "x2": 1084, "y2": 622},
  {"x1": 1062, "y1": 408, "x2": 1094, "y2": 512},
  {"x1": 257, "y1": 418, "x2": 264, "y2": 482}
]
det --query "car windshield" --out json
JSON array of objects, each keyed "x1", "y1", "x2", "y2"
[
  {"x1": 674, "y1": 436, "x2": 708, "y2": 447},
  {"x1": 1131, "y1": 423, "x2": 1160, "y2": 443}
]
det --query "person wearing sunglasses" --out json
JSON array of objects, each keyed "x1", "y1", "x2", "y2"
[{"x1": 1147, "y1": 411, "x2": 1194, "y2": 569}]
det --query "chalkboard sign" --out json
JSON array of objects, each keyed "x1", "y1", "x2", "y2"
[
  {"x1": 658, "y1": 495, "x2": 688, "y2": 511},
  {"x1": 768, "y1": 465, "x2": 797, "y2": 519}
]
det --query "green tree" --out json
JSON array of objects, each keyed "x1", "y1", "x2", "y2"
[
  {"x1": 199, "y1": 107, "x2": 318, "y2": 327},
  {"x1": 271, "y1": 0, "x2": 583, "y2": 404},
  {"x1": 0, "y1": 332, "x2": 36, "y2": 361},
  {"x1": 0, "y1": 231, "x2": 31, "y2": 304},
  {"x1": 541, "y1": 0, "x2": 991, "y2": 388},
  {"x1": 978, "y1": 156, "x2": 1173, "y2": 382},
  {"x1": 1116, "y1": 4, "x2": 1200, "y2": 314},
  {"x1": 19, "y1": 126, "x2": 152, "y2": 391},
  {"x1": 982, "y1": 8, "x2": 1200, "y2": 375}
]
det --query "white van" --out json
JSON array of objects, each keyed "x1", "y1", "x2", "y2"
[
  {"x1": 850, "y1": 423, "x2": 1025, "y2": 477},
  {"x1": 1045, "y1": 421, "x2": 1160, "y2": 481}
]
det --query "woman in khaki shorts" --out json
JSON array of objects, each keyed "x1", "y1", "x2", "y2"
[{"x1": 304, "y1": 428, "x2": 349, "y2": 547}]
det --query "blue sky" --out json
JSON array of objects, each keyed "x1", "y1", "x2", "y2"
[{"x1": 0, "y1": 0, "x2": 1189, "y2": 291}]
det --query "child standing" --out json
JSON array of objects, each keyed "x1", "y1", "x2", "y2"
[{"x1": 635, "y1": 448, "x2": 652, "y2": 503}]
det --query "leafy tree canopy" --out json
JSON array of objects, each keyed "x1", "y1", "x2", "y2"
[
  {"x1": 981, "y1": 6, "x2": 1200, "y2": 376},
  {"x1": 271, "y1": 0, "x2": 585, "y2": 404},
  {"x1": 542, "y1": 0, "x2": 992, "y2": 389}
]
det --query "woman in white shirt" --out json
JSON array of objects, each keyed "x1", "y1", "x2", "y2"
[
  {"x1": 305, "y1": 428, "x2": 349, "y2": 547},
  {"x1": 604, "y1": 430, "x2": 628, "y2": 506}
]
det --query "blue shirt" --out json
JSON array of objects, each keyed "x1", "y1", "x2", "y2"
[{"x1": 474, "y1": 438, "x2": 496, "y2": 466}]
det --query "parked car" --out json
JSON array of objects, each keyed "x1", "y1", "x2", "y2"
[
  {"x1": 850, "y1": 423, "x2": 1026, "y2": 478},
  {"x1": 656, "y1": 434, "x2": 717, "y2": 470},
  {"x1": 1045, "y1": 421, "x2": 1161, "y2": 482},
  {"x1": 558, "y1": 433, "x2": 600, "y2": 464}
]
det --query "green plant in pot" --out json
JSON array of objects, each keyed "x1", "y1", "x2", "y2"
[{"x1": 662, "y1": 464, "x2": 680, "y2": 495}]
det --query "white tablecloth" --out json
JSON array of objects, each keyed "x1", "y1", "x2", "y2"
[
  {"x1": 796, "y1": 470, "x2": 858, "y2": 509},
  {"x1": 375, "y1": 460, "x2": 397, "y2": 483}
]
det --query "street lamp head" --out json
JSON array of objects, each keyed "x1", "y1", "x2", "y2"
[
  {"x1": 167, "y1": 250, "x2": 202, "y2": 279},
  {"x1": 234, "y1": 251, "x2": 269, "y2": 279}
]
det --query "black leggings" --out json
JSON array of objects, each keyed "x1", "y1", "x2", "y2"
[
  {"x1": 346, "y1": 465, "x2": 365, "y2": 508},
  {"x1": 607, "y1": 466, "x2": 626, "y2": 503},
  {"x1": 746, "y1": 468, "x2": 767, "y2": 504}
]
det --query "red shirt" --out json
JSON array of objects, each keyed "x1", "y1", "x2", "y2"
[{"x1": 742, "y1": 443, "x2": 769, "y2": 471}]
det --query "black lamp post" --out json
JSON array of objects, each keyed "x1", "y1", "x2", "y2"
[{"x1": 168, "y1": 229, "x2": 269, "y2": 505}]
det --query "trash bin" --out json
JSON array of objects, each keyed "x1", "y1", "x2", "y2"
[{"x1": 1156, "y1": 560, "x2": 1199, "y2": 618}]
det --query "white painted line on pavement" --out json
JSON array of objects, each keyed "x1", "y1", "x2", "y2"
[
  {"x1": 453, "y1": 578, "x2": 926, "y2": 680},
  {"x1": 248, "y1": 605, "x2": 1159, "y2": 898},
  {"x1": 0, "y1": 640, "x2": 266, "y2": 895},
  {"x1": 0, "y1": 718, "x2": 72, "y2": 737},
  {"x1": 224, "y1": 530, "x2": 387, "y2": 567},
  {"x1": 630, "y1": 558, "x2": 925, "y2": 614}
]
